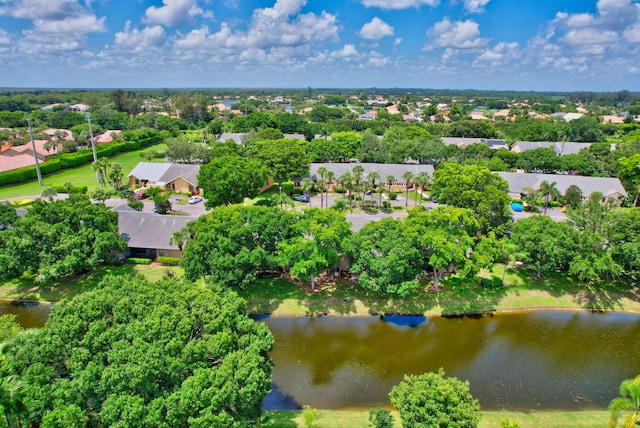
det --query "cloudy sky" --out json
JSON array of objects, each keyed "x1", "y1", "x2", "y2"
[{"x1": 0, "y1": 0, "x2": 639, "y2": 91}]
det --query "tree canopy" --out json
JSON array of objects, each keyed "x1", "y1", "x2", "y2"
[
  {"x1": 0, "y1": 195, "x2": 126, "y2": 281},
  {"x1": 2, "y1": 275, "x2": 274, "y2": 427},
  {"x1": 389, "y1": 369, "x2": 480, "y2": 428},
  {"x1": 198, "y1": 155, "x2": 268, "y2": 209}
]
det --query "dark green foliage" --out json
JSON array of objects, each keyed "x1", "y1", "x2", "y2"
[
  {"x1": 181, "y1": 205, "x2": 297, "y2": 288},
  {"x1": 126, "y1": 257, "x2": 153, "y2": 265},
  {"x1": 2, "y1": 276, "x2": 274, "y2": 427},
  {"x1": 157, "y1": 256, "x2": 180, "y2": 266},
  {"x1": 369, "y1": 408, "x2": 394, "y2": 428},
  {"x1": 0, "y1": 194, "x2": 127, "y2": 281},
  {"x1": 127, "y1": 200, "x2": 143, "y2": 211},
  {"x1": 430, "y1": 163, "x2": 511, "y2": 234},
  {"x1": 0, "y1": 203, "x2": 19, "y2": 230},
  {"x1": 389, "y1": 369, "x2": 480, "y2": 428},
  {"x1": 153, "y1": 194, "x2": 172, "y2": 214},
  {"x1": 199, "y1": 155, "x2": 268, "y2": 209}
]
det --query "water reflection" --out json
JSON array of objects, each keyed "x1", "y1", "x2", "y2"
[{"x1": 263, "y1": 312, "x2": 640, "y2": 411}]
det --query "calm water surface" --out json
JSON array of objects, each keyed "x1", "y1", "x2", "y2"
[
  {"x1": 4, "y1": 301, "x2": 639, "y2": 412},
  {"x1": 261, "y1": 312, "x2": 640, "y2": 411}
]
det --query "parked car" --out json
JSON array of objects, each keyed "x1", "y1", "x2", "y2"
[
  {"x1": 188, "y1": 195, "x2": 203, "y2": 204},
  {"x1": 293, "y1": 194, "x2": 310, "y2": 203},
  {"x1": 135, "y1": 192, "x2": 148, "y2": 200}
]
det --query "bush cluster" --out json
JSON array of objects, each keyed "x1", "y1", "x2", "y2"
[
  {"x1": 125, "y1": 257, "x2": 152, "y2": 265},
  {"x1": 157, "y1": 256, "x2": 180, "y2": 266}
]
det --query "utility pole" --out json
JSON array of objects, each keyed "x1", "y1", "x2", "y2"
[
  {"x1": 86, "y1": 114, "x2": 100, "y2": 183},
  {"x1": 26, "y1": 117, "x2": 43, "y2": 186}
]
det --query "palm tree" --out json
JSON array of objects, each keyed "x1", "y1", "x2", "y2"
[
  {"x1": 386, "y1": 175, "x2": 396, "y2": 194},
  {"x1": 608, "y1": 375, "x2": 640, "y2": 428},
  {"x1": 316, "y1": 178, "x2": 326, "y2": 209},
  {"x1": 300, "y1": 177, "x2": 314, "y2": 208},
  {"x1": 366, "y1": 171, "x2": 380, "y2": 202},
  {"x1": 352, "y1": 165, "x2": 364, "y2": 207},
  {"x1": 316, "y1": 166, "x2": 327, "y2": 208},
  {"x1": 413, "y1": 171, "x2": 430, "y2": 205},
  {"x1": 325, "y1": 171, "x2": 335, "y2": 209},
  {"x1": 523, "y1": 186, "x2": 540, "y2": 213},
  {"x1": 92, "y1": 158, "x2": 111, "y2": 188},
  {"x1": 337, "y1": 172, "x2": 352, "y2": 207},
  {"x1": 170, "y1": 226, "x2": 192, "y2": 252},
  {"x1": 538, "y1": 180, "x2": 560, "y2": 215},
  {"x1": 41, "y1": 187, "x2": 58, "y2": 202},
  {"x1": 0, "y1": 374, "x2": 26, "y2": 428},
  {"x1": 402, "y1": 171, "x2": 414, "y2": 207}
]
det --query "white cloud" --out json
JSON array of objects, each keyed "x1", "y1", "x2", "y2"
[
  {"x1": 114, "y1": 23, "x2": 167, "y2": 54},
  {"x1": 145, "y1": 0, "x2": 211, "y2": 28},
  {"x1": 331, "y1": 44, "x2": 359, "y2": 58},
  {"x1": 32, "y1": 14, "x2": 106, "y2": 34},
  {"x1": 461, "y1": 0, "x2": 489, "y2": 14},
  {"x1": 358, "y1": 17, "x2": 394, "y2": 40},
  {"x1": 0, "y1": 0, "x2": 84, "y2": 20},
  {"x1": 428, "y1": 18, "x2": 487, "y2": 49},
  {"x1": 360, "y1": 0, "x2": 439, "y2": 10},
  {"x1": 473, "y1": 41, "x2": 519, "y2": 67}
]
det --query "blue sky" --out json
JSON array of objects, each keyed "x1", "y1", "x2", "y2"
[{"x1": 0, "y1": 0, "x2": 638, "y2": 91}]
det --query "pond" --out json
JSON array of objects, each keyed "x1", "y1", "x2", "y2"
[
  {"x1": 261, "y1": 312, "x2": 640, "y2": 411},
  {"x1": 0, "y1": 299, "x2": 53, "y2": 329},
  {"x1": 3, "y1": 301, "x2": 639, "y2": 412}
]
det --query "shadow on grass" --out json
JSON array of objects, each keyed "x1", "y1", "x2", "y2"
[
  {"x1": 435, "y1": 276, "x2": 509, "y2": 315},
  {"x1": 261, "y1": 411, "x2": 298, "y2": 427}
]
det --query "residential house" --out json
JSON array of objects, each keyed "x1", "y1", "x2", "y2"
[
  {"x1": 127, "y1": 162, "x2": 201, "y2": 195},
  {"x1": 498, "y1": 171, "x2": 627, "y2": 201},
  {"x1": 441, "y1": 137, "x2": 507, "y2": 150},
  {"x1": 95, "y1": 130, "x2": 123, "y2": 145},
  {"x1": 115, "y1": 207, "x2": 197, "y2": 259}
]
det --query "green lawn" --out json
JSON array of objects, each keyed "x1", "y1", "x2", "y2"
[
  {"x1": 0, "y1": 264, "x2": 183, "y2": 302},
  {"x1": 0, "y1": 143, "x2": 167, "y2": 199},
  {"x1": 262, "y1": 410, "x2": 609, "y2": 427},
  {"x1": 238, "y1": 266, "x2": 640, "y2": 317}
]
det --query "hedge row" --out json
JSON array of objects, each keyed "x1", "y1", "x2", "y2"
[
  {"x1": 157, "y1": 256, "x2": 181, "y2": 266},
  {"x1": 126, "y1": 257, "x2": 153, "y2": 265},
  {"x1": 0, "y1": 129, "x2": 167, "y2": 187}
]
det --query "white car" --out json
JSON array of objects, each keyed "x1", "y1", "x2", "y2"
[{"x1": 188, "y1": 196, "x2": 202, "y2": 204}]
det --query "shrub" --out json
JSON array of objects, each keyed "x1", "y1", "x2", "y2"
[
  {"x1": 50, "y1": 185, "x2": 87, "y2": 194},
  {"x1": 128, "y1": 200, "x2": 143, "y2": 211},
  {"x1": 511, "y1": 198, "x2": 523, "y2": 204},
  {"x1": 389, "y1": 369, "x2": 480, "y2": 428},
  {"x1": 157, "y1": 256, "x2": 180, "y2": 266},
  {"x1": 549, "y1": 200, "x2": 560, "y2": 208},
  {"x1": 369, "y1": 408, "x2": 393, "y2": 428},
  {"x1": 388, "y1": 191, "x2": 398, "y2": 201},
  {"x1": 255, "y1": 198, "x2": 276, "y2": 207},
  {"x1": 382, "y1": 201, "x2": 391, "y2": 209},
  {"x1": 281, "y1": 181, "x2": 294, "y2": 195},
  {"x1": 126, "y1": 257, "x2": 152, "y2": 265},
  {"x1": 302, "y1": 406, "x2": 320, "y2": 428},
  {"x1": 501, "y1": 419, "x2": 521, "y2": 428},
  {"x1": 334, "y1": 186, "x2": 345, "y2": 194}
]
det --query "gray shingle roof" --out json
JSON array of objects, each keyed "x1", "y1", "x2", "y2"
[
  {"x1": 498, "y1": 172, "x2": 627, "y2": 199},
  {"x1": 127, "y1": 162, "x2": 200, "y2": 187},
  {"x1": 117, "y1": 211, "x2": 197, "y2": 250},
  {"x1": 512, "y1": 141, "x2": 594, "y2": 156},
  {"x1": 127, "y1": 162, "x2": 171, "y2": 181}
]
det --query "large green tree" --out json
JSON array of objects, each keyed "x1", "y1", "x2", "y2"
[
  {"x1": 0, "y1": 195, "x2": 126, "y2": 281},
  {"x1": 181, "y1": 205, "x2": 296, "y2": 288},
  {"x1": 511, "y1": 215, "x2": 577, "y2": 278},
  {"x1": 199, "y1": 155, "x2": 268, "y2": 209},
  {"x1": 3, "y1": 276, "x2": 273, "y2": 428},
  {"x1": 430, "y1": 162, "x2": 512, "y2": 234},
  {"x1": 345, "y1": 217, "x2": 423, "y2": 296},
  {"x1": 389, "y1": 369, "x2": 480, "y2": 428},
  {"x1": 252, "y1": 138, "x2": 310, "y2": 188}
]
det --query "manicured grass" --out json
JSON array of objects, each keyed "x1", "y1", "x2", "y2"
[
  {"x1": 261, "y1": 410, "x2": 609, "y2": 427},
  {"x1": 238, "y1": 266, "x2": 640, "y2": 317},
  {"x1": 0, "y1": 264, "x2": 183, "y2": 302},
  {"x1": 0, "y1": 143, "x2": 167, "y2": 199}
]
